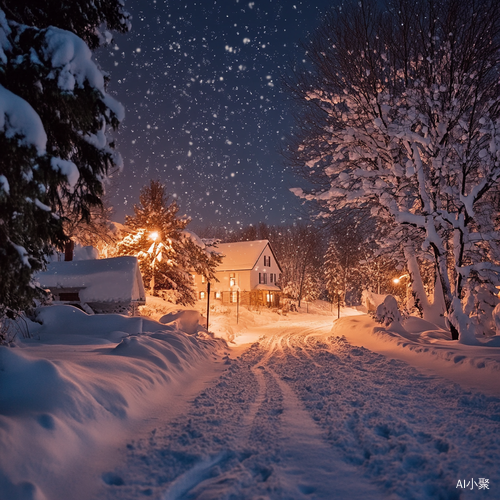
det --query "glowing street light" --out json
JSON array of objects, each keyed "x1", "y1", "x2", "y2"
[
  {"x1": 392, "y1": 274, "x2": 410, "y2": 309},
  {"x1": 393, "y1": 273, "x2": 409, "y2": 285},
  {"x1": 148, "y1": 231, "x2": 161, "y2": 294}
]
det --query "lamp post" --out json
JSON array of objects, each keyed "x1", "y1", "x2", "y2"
[
  {"x1": 236, "y1": 285, "x2": 240, "y2": 324},
  {"x1": 149, "y1": 231, "x2": 159, "y2": 295},
  {"x1": 231, "y1": 281, "x2": 240, "y2": 324},
  {"x1": 206, "y1": 281, "x2": 211, "y2": 329},
  {"x1": 393, "y1": 273, "x2": 410, "y2": 310}
]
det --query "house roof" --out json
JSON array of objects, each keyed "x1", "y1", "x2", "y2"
[
  {"x1": 37, "y1": 256, "x2": 146, "y2": 303},
  {"x1": 253, "y1": 284, "x2": 281, "y2": 291},
  {"x1": 215, "y1": 240, "x2": 282, "y2": 272}
]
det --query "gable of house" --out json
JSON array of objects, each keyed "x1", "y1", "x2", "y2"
[{"x1": 215, "y1": 240, "x2": 282, "y2": 272}]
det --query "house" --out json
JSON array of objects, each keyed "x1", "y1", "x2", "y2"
[
  {"x1": 193, "y1": 239, "x2": 282, "y2": 307},
  {"x1": 37, "y1": 256, "x2": 146, "y2": 315}
]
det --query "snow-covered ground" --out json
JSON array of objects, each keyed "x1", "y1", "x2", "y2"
[
  {"x1": 1, "y1": 299, "x2": 499, "y2": 499},
  {"x1": 0, "y1": 304, "x2": 226, "y2": 500}
]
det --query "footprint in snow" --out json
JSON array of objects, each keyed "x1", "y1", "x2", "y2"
[{"x1": 102, "y1": 472, "x2": 125, "y2": 486}]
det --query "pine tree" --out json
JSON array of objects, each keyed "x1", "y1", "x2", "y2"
[
  {"x1": 115, "y1": 181, "x2": 222, "y2": 305},
  {"x1": 0, "y1": 3, "x2": 129, "y2": 318}
]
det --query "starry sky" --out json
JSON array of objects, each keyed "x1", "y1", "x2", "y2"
[{"x1": 97, "y1": 0, "x2": 331, "y2": 231}]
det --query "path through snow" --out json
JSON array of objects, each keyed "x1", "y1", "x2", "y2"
[{"x1": 103, "y1": 317, "x2": 500, "y2": 499}]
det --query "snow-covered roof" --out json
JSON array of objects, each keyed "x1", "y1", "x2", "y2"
[
  {"x1": 253, "y1": 284, "x2": 281, "y2": 291},
  {"x1": 37, "y1": 256, "x2": 146, "y2": 303},
  {"x1": 216, "y1": 240, "x2": 280, "y2": 271}
]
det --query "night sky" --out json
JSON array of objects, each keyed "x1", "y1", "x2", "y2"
[{"x1": 96, "y1": 0, "x2": 331, "y2": 231}]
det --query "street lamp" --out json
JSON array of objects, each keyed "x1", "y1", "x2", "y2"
[
  {"x1": 393, "y1": 274, "x2": 410, "y2": 309},
  {"x1": 149, "y1": 231, "x2": 160, "y2": 295},
  {"x1": 230, "y1": 279, "x2": 240, "y2": 324}
]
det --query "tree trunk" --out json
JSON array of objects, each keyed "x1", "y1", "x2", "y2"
[
  {"x1": 430, "y1": 242, "x2": 459, "y2": 340},
  {"x1": 403, "y1": 243, "x2": 429, "y2": 316}
]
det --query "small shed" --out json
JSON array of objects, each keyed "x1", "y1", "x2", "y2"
[{"x1": 37, "y1": 256, "x2": 146, "y2": 315}]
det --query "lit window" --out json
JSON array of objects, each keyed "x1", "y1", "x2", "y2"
[
  {"x1": 230, "y1": 277, "x2": 236, "y2": 286},
  {"x1": 201, "y1": 275, "x2": 206, "y2": 284},
  {"x1": 266, "y1": 293, "x2": 273, "y2": 303},
  {"x1": 230, "y1": 291, "x2": 238, "y2": 303},
  {"x1": 199, "y1": 291, "x2": 205, "y2": 299},
  {"x1": 215, "y1": 291, "x2": 221, "y2": 299}
]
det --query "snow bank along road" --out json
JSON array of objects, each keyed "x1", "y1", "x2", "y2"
[{"x1": 104, "y1": 316, "x2": 500, "y2": 499}]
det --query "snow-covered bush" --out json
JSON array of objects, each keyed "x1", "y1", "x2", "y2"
[
  {"x1": 362, "y1": 290, "x2": 388, "y2": 312},
  {"x1": 158, "y1": 289, "x2": 182, "y2": 304},
  {"x1": 375, "y1": 295, "x2": 402, "y2": 328},
  {"x1": 0, "y1": 313, "x2": 30, "y2": 345},
  {"x1": 465, "y1": 284, "x2": 499, "y2": 337},
  {"x1": 281, "y1": 298, "x2": 298, "y2": 313},
  {"x1": 209, "y1": 304, "x2": 230, "y2": 314},
  {"x1": 138, "y1": 299, "x2": 175, "y2": 320},
  {"x1": 492, "y1": 303, "x2": 500, "y2": 337}
]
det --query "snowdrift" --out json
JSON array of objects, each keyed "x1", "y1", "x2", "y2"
[
  {"x1": 334, "y1": 314, "x2": 500, "y2": 396},
  {"x1": 0, "y1": 305, "x2": 224, "y2": 500}
]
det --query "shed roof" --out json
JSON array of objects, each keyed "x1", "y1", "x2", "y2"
[
  {"x1": 215, "y1": 240, "x2": 281, "y2": 272},
  {"x1": 37, "y1": 256, "x2": 146, "y2": 303}
]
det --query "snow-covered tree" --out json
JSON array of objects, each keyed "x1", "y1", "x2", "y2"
[
  {"x1": 268, "y1": 224, "x2": 324, "y2": 307},
  {"x1": 323, "y1": 210, "x2": 380, "y2": 305},
  {"x1": 286, "y1": 0, "x2": 500, "y2": 342},
  {"x1": 0, "y1": 2, "x2": 129, "y2": 317},
  {"x1": 115, "y1": 180, "x2": 222, "y2": 305}
]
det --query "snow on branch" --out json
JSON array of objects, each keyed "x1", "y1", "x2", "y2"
[
  {"x1": 0, "y1": 84, "x2": 47, "y2": 153},
  {"x1": 42, "y1": 27, "x2": 124, "y2": 121},
  {"x1": 50, "y1": 157, "x2": 79, "y2": 192}
]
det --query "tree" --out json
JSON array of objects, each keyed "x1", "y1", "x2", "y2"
[
  {"x1": 268, "y1": 224, "x2": 324, "y2": 307},
  {"x1": 115, "y1": 180, "x2": 222, "y2": 305},
  {"x1": 0, "y1": 3, "x2": 129, "y2": 317},
  {"x1": 286, "y1": 0, "x2": 500, "y2": 342}
]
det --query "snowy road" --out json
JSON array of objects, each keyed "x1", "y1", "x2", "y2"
[{"x1": 102, "y1": 316, "x2": 499, "y2": 499}]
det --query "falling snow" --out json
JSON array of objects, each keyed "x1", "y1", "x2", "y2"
[{"x1": 96, "y1": 0, "x2": 324, "y2": 229}]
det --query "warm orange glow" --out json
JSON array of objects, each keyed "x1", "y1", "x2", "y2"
[
  {"x1": 393, "y1": 273, "x2": 409, "y2": 285},
  {"x1": 150, "y1": 231, "x2": 159, "y2": 241}
]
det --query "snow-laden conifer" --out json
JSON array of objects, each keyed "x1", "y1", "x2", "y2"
[
  {"x1": 115, "y1": 181, "x2": 223, "y2": 305},
  {"x1": 0, "y1": 2, "x2": 129, "y2": 318}
]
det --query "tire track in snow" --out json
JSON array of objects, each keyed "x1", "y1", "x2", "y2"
[
  {"x1": 103, "y1": 323, "x2": 381, "y2": 499},
  {"x1": 270, "y1": 333, "x2": 500, "y2": 500},
  {"x1": 103, "y1": 318, "x2": 500, "y2": 499},
  {"x1": 102, "y1": 342, "x2": 288, "y2": 499}
]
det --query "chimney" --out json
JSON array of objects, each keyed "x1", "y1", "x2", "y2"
[{"x1": 64, "y1": 240, "x2": 75, "y2": 261}]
